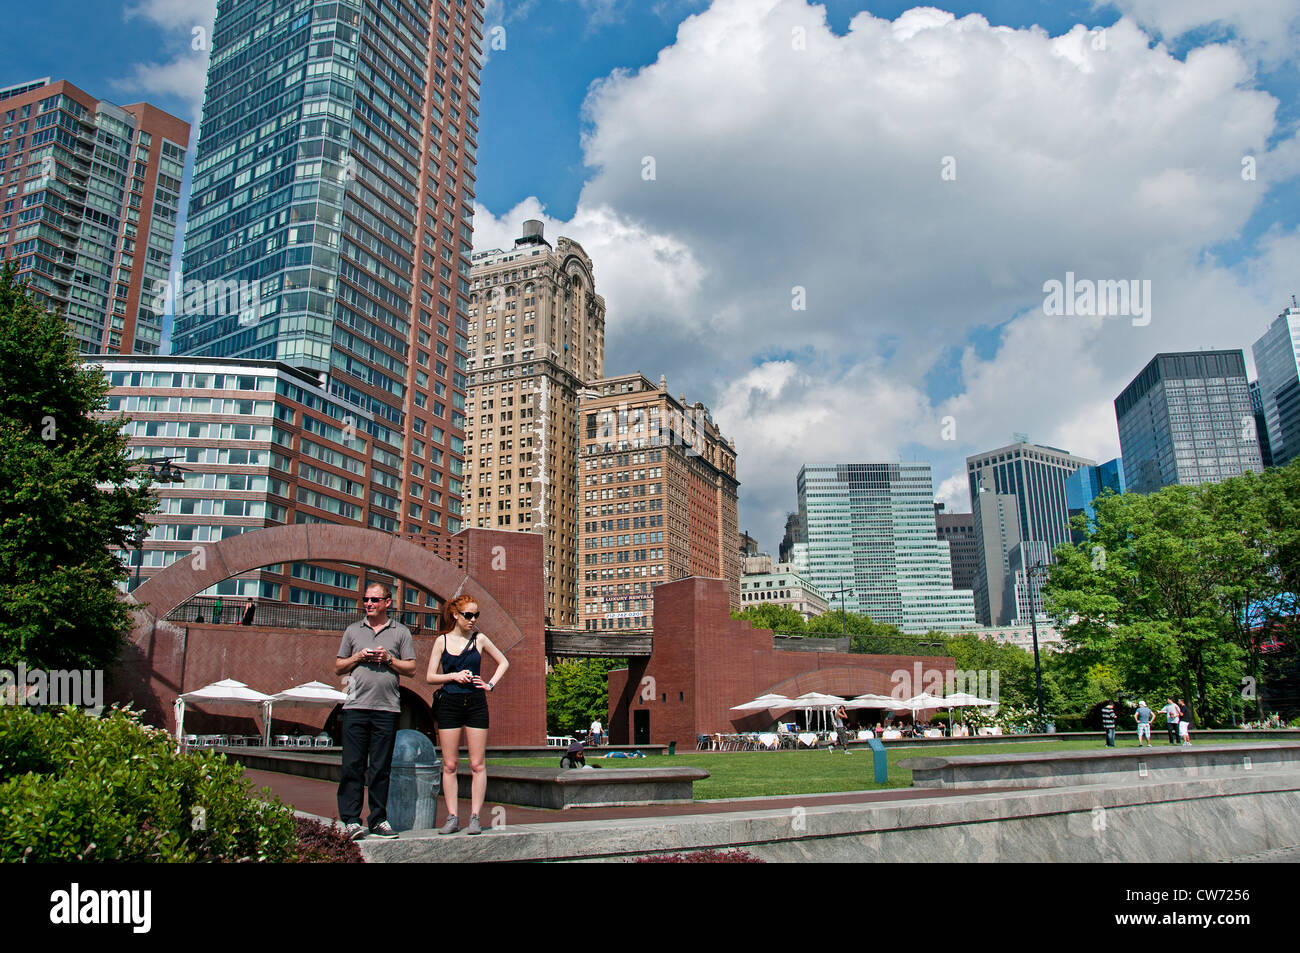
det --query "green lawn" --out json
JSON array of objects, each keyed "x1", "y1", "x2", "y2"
[{"x1": 490, "y1": 738, "x2": 1255, "y2": 800}]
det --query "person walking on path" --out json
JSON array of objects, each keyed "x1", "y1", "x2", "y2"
[
  {"x1": 334, "y1": 584, "x2": 416, "y2": 840},
  {"x1": 1178, "y1": 697, "x2": 1193, "y2": 745},
  {"x1": 1101, "y1": 701, "x2": 1117, "y2": 747},
  {"x1": 1161, "y1": 698, "x2": 1181, "y2": 745},
  {"x1": 1135, "y1": 700, "x2": 1154, "y2": 746},
  {"x1": 239, "y1": 597, "x2": 256, "y2": 626},
  {"x1": 427, "y1": 594, "x2": 509, "y2": 836},
  {"x1": 828, "y1": 704, "x2": 853, "y2": 753}
]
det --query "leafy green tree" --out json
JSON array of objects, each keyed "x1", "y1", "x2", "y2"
[
  {"x1": 546, "y1": 658, "x2": 625, "y2": 736},
  {"x1": 943, "y1": 631, "x2": 1064, "y2": 713},
  {"x1": 1044, "y1": 484, "x2": 1248, "y2": 726},
  {"x1": 0, "y1": 266, "x2": 153, "y2": 670},
  {"x1": 731, "y1": 603, "x2": 807, "y2": 634}
]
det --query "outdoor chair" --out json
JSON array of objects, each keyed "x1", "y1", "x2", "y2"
[
  {"x1": 314, "y1": 735, "x2": 332, "y2": 747},
  {"x1": 696, "y1": 734, "x2": 710, "y2": 750},
  {"x1": 183, "y1": 734, "x2": 199, "y2": 748},
  {"x1": 296, "y1": 735, "x2": 313, "y2": 747}
]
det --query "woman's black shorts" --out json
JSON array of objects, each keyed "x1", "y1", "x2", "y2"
[{"x1": 436, "y1": 690, "x2": 489, "y2": 730}]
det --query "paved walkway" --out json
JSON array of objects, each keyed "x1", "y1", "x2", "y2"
[{"x1": 242, "y1": 767, "x2": 1008, "y2": 828}]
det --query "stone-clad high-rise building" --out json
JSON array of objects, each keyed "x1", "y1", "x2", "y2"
[
  {"x1": 1252, "y1": 306, "x2": 1300, "y2": 468},
  {"x1": 0, "y1": 78, "x2": 189, "y2": 354},
  {"x1": 578, "y1": 374, "x2": 739, "y2": 632},
  {"x1": 464, "y1": 221, "x2": 606, "y2": 625},
  {"x1": 174, "y1": 0, "x2": 486, "y2": 538}
]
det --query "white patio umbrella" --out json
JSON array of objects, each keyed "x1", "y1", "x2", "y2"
[
  {"x1": 942, "y1": 692, "x2": 997, "y2": 736},
  {"x1": 900, "y1": 692, "x2": 947, "y2": 730},
  {"x1": 268, "y1": 680, "x2": 348, "y2": 746},
  {"x1": 847, "y1": 693, "x2": 903, "y2": 709},
  {"x1": 176, "y1": 678, "x2": 273, "y2": 747},
  {"x1": 730, "y1": 693, "x2": 797, "y2": 711},
  {"x1": 794, "y1": 692, "x2": 845, "y2": 731}
]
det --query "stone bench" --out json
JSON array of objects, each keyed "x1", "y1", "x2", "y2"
[
  {"x1": 900, "y1": 742, "x2": 1300, "y2": 790},
  {"x1": 453, "y1": 763, "x2": 709, "y2": 809}
]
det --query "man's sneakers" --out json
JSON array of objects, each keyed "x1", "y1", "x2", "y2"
[
  {"x1": 369, "y1": 821, "x2": 398, "y2": 839},
  {"x1": 466, "y1": 814, "x2": 482, "y2": 835},
  {"x1": 439, "y1": 814, "x2": 459, "y2": 835},
  {"x1": 343, "y1": 822, "x2": 365, "y2": 841}
]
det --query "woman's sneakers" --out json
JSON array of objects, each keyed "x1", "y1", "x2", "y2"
[
  {"x1": 466, "y1": 814, "x2": 482, "y2": 835},
  {"x1": 439, "y1": 814, "x2": 459, "y2": 835}
]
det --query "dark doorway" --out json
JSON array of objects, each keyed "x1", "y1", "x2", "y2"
[{"x1": 633, "y1": 709, "x2": 650, "y2": 745}]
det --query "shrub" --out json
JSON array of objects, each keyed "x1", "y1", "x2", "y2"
[
  {"x1": 635, "y1": 849, "x2": 764, "y2": 863},
  {"x1": 293, "y1": 816, "x2": 364, "y2": 863},
  {"x1": 0, "y1": 704, "x2": 297, "y2": 862}
]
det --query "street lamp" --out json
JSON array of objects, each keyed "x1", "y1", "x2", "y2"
[
  {"x1": 1025, "y1": 560, "x2": 1050, "y2": 720},
  {"x1": 126, "y1": 456, "x2": 187, "y2": 591},
  {"x1": 827, "y1": 577, "x2": 851, "y2": 639}
]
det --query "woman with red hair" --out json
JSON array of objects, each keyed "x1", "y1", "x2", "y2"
[{"x1": 426, "y1": 594, "x2": 509, "y2": 835}]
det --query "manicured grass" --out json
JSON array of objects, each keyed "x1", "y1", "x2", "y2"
[{"x1": 490, "y1": 737, "x2": 1257, "y2": 800}]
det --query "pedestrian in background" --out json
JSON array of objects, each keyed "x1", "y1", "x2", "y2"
[
  {"x1": 1101, "y1": 700, "x2": 1117, "y2": 747},
  {"x1": 1135, "y1": 700, "x2": 1154, "y2": 746},
  {"x1": 1161, "y1": 698, "x2": 1181, "y2": 745}
]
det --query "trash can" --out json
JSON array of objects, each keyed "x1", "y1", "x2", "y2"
[
  {"x1": 387, "y1": 729, "x2": 441, "y2": 832},
  {"x1": 1045, "y1": 721, "x2": 1056, "y2": 734},
  {"x1": 866, "y1": 738, "x2": 888, "y2": 784},
  {"x1": 668, "y1": 741, "x2": 676, "y2": 756}
]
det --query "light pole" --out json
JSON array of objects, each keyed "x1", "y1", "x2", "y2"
[
  {"x1": 126, "y1": 456, "x2": 186, "y2": 591},
  {"x1": 1025, "y1": 561, "x2": 1050, "y2": 720},
  {"x1": 827, "y1": 577, "x2": 851, "y2": 639}
]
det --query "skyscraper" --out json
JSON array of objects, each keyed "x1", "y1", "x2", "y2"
[
  {"x1": 0, "y1": 79, "x2": 189, "y2": 354},
  {"x1": 174, "y1": 0, "x2": 485, "y2": 537},
  {"x1": 796, "y1": 463, "x2": 976, "y2": 633},
  {"x1": 1064, "y1": 457, "x2": 1125, "y2": 541},
  {"x1": 465, "y1": 221, "x2": 606, "y2": 625},
  {"x1": 967, "y1": 440, "x2": 1096, "y2": 626},
  {"x1": 1115, "y1": 350, "x2": 1262, "y2": 495},
  {"x1": 934, "y1": 504, "x2": 978, "y2": 591},
  {"x1": 1251, "y1": 305, "x2": 1300, "y2": 468},
  {"x1": 578, "y1": 374, "x2": 739, "y2": 632}
]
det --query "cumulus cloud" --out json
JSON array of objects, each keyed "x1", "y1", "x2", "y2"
[
  {"x1": 473, "y1": 0, "x2": 1296, "y2": 551},
  {"x1": 116, "y1": 0, "x2": 216, "y2": 123},
  {"x1": 1104, "y1": 0, "x2": 1300, "y2": 67}
]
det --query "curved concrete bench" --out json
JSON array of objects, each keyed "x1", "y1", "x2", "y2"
[
  {"x1": 901, "y1": 742, "x2": 1300, "y2": 789},
  {"x1": 454, "y1": 764, "x2": 709, "y2": 809}
]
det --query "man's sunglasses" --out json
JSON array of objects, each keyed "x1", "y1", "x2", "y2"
[
  {"x1": 362, "y1": 597, "x2": 388, "y2": 603},
  {"x1": 459, "y1": 611, "x2": 479, "y2": 620}
]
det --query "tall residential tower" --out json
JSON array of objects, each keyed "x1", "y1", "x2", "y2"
[
  {"x1": 0, "y1": 79, "x2": 189, "y2": 353},
  {"x1": 174, "y1": 0, "x2": 486, "y2": 538}
]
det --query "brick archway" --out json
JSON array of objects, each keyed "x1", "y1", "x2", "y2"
[
  {"x1": 126, "y1": 523, "x2": 524, "y2": 651},
  {"x1": 118, "y1": 525, "x2": 547, "y2": 744}
]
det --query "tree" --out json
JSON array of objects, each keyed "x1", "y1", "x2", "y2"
[
  {"x1": 0, "y1": 265, "x2": 154, "y2": 670},
  {"x1": 545, "y1": 658, "x2": 624, "y2": 736},
  {"x1": 731, "y1": 603, "x2": 807, "y2": 634}
]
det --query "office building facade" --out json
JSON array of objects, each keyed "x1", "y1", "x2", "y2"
[
  {"x1": 739, "y1": 558, "x2": 829, "y2": 621},
  {"x1": 934, "y1": 505, "x2": 977, "y2": 590},
  {"x1": 1064, "y1": 457, "x2": 1125, "y2": 541},
  {"x1": 578, "y1": 374, "x2": 739, "y2": 631},
  {"x1": 0, "y1": 78, "x2": 189, "y2": 354},
  {"x1": 464, "y1": 221, "x2": 605, "y2": 625},
  {"x1": 1252, "y1": 306, "x2": 1300, "y2": 468},
  {"x1": 1115, "y1": 350, "x2": 1263, "y2": 495},
  {"x1": 795, "y1": 463, "x2": 976, "y2": 633},
  {"x1": 967, "y1": 440, "x2": 1096, "y2": 626},
  {"x1": 174, "y1": 0, "x2": 486, "y2": 538}
]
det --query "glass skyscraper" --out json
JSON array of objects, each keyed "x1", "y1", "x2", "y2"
[
  {"x1": 174, "y1": 0, "x2": 484, "y2": 536},
  {"x1": 1064, "y1": 457, "x2": 1125, "y2": 541},
  {"x1": 1115, "y1": 350, "x2": 1262, "y2": 496},
  {"x1": 795, "y1": 463, "x2": 976, "y2": 634},
  {"x1": 1251, "y1": 305, "x2": 1300, "y2": 468}
]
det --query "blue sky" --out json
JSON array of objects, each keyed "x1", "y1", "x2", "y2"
[{"x1": 5, "y1": 0, "x2": 1299, "y2": 551}]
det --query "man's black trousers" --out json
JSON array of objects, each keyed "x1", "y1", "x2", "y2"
[{"x1": 337, "y1": 709, "x2": 399, "y2": 828}]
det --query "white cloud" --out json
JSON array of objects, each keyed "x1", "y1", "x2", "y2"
[
  {"x1": 116, "y1": 0, "x2": 216, "y2": 122},
  {"x1": 480, "y1": 0, "x2": 1298, "y2": 552},
  {"x1": 1103, "y1": 0, "x2": 1300, "y2": 66}
]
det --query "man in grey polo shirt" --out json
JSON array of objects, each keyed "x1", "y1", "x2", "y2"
[{"x1": 335, "y1": 583, "x2": 416, "y2": 840}]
